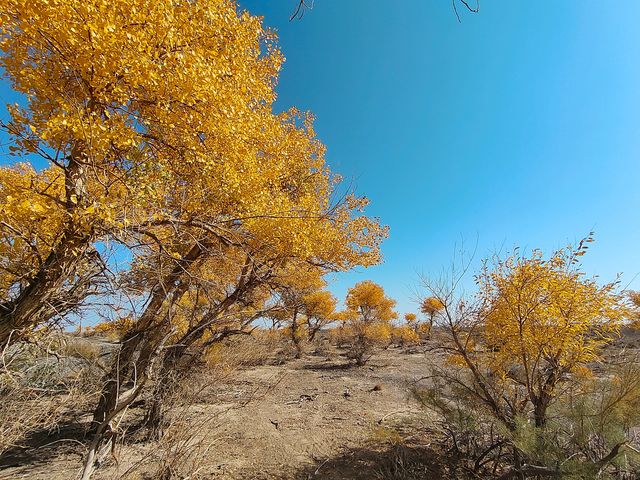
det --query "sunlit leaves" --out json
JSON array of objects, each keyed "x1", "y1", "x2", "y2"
[{"x1": 0, "y1": 0, "x2": 387, "y2": 341}]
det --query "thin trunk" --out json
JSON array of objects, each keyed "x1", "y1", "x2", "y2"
[
  {"x1": 307, "y1": 324, "x2": 319, "y2": 342},
  {"x1": 144, "y1": 346, "x2": 184, "y2": 439},
  {"x1": 291, "y1": 308, "x2": 302, "y2": 358}
]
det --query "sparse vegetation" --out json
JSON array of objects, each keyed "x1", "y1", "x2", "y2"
[{"x1": 0, "y1": 0, "x2": 638, "y2": 478}]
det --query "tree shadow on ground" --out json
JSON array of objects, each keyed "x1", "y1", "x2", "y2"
[
  {"x1": 295, "y1": 442, "x2": 458, "y2": 480},
  {"x1": 302, "y1": 361, "x2": 353, "y2": 371},
  {"x1": 0, "y1": 419, "x2": 87, "y2": 469}
]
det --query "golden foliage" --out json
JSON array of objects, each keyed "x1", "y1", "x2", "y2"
[
  {"x1": 339, "y1": 281, "x2": 397, "y2": 364},
  {"x1": 84, "y1": 317, "x2": 135, "y2": 339},
  {"x1": 0, "y1": 164, "x2": 66, "y2": 297},
  {"x1": 479, "y1": 244, "x2": 626, "y2": 378},
  {"x1": 345, "y1": 280, "x2": 397, "y2": 323},
  {"x1": 442, "y1": 238, "x2": 629, "y2": 428},
  {"x1": 404, "y1": 313, "x2": 417, "y2": 323},
  {"x1": 420, "y1": 297, "x2": 444, "y2": 316},
  {"x1": 0, "y1": 0, "x2": 387, "y2": 344},
  {"x1": 391, "y1": 324, "x2": 420, "y2": 346}
]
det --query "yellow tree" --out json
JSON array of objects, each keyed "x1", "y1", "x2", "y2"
[
  {"x1": 416, "y1": 238, "x2": 634, "y2": 478},
  {"x1": 343, "y1": 280, "x2": 397, "y2": 365},
  {"x1": 268, "y1": 265, "x2": 325, "y2": 358},
  {"x1": 4, "y1": 1, "x2": 389, "y2": 472},
  {"x1": 404, "y1": 312, "x2": 418, "y2": 326},
  {"x1": 265, "y1": 271, "x2": 337, "y2": 356},
  {"x1": 0, "y1": 0, "x2": 388, "y2": 470},
  {"x1": 479, "y1": 242, "x2": 626, "y2": 427},
  {"x1": 431, "y1": 238, "x2": 627, "y2": 430},
  {"x1": 0, "y1": 0, "x2": 282, "y2": 342},
  {"x1": 304, "y1": 290, "x2": 338, "y2": 341},
  {"x1": 420, "y1": 296, "x2": 444, "y2": 338},
  {"x1": 0, "y1": 0, "x2": 386, "y2": 345}
]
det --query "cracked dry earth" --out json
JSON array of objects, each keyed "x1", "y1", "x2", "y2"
[{"x1": 1, "y1": 347, "x2": 443, "y2": 480}]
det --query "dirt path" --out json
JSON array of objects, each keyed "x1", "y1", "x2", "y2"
[{"x1": 196, "y1": 351, "x2": 431, "y2": 479}]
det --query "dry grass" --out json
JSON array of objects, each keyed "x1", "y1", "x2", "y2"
[
  {"x1": 206, "y1": 329, "x2": 295, "y2": 369},
  {"x1": 0, "y1": 336, "x2": 103, "y2": 456},
  {"x1": 117, "y1": 411, "x2": 219, "y2": 480},
  {"x1": 58, "y1": 337, "x2": 101, "y2": 361}
]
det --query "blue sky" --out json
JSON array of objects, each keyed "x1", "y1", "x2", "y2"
[
  {"x1": 1, "y1": 1, "x2": 639, "y2": 318},
  {"x1": 236, "y1": 0, "x2": 640, "y2": 315}
]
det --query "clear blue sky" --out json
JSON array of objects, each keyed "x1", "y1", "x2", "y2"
[
  {"x1": 1, "y1": 1, "x2": 639, "y2": 318},
  {"x1": 236, "y1": 0, "x2": 640, "y2": 315}
]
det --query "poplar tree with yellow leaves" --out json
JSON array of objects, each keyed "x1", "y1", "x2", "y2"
[
  {"x1": 0, "y1": 0, "x2": 384, "y2": 346},
  {"x1": 420, "y1": 296, "x2": 444, "y2": 338},
  {"x1": 417, "y1": 237, "x2": 634, "y2": 477},
  {"x1": 342, "y1": 280, "x2": 397, "y2": 365},
  {"x1": 267, "y1": 267, "x2": 338, "y2": 357},
  {"x1": 0, "y1": 0, "x2": 387, "y2": 475},
  {"x1": 267, "y1": 265, "x2": 326, "y2": 358},
  {"x1": 303, "y1": 289, "x2": 338, "y2": 341}
]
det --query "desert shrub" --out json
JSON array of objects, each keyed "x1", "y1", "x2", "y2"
[
  {"x1": 412, "y1": 375, "x2": 503, "y2": 474},
  {"x1": 59, "y1": 337, "x2": 101, "y2": 361},
  {"x1": 310, "y1": 334, "x2": 334, "y2": 356},
  {"x1": 415, "y1": 322, "x2": 433, "y2": 340},
  {"x1": 337, "y1": 322, "x2": 393, "y2": 365},
  {"x1": 328, "y1": 324, "x2": 347, "y2": 347},
  {"x1": 415, "y1": 359, "x2": 640, "y2": 478},
  {"x1": 280, "y1": 324, "x2": 309, "y2": 359}
]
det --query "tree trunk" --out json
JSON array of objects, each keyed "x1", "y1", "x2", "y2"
[
  {"x1": 0, "y1": 150, "x2": 92, "y2": 345},
  {"x1": 533, "y1": 396, "x2": 550, "y2": 428},
  {"x1": 92, "y1": 243, "x2": 204, "y2": 429},
  {"x1": 0, "y1": 231, "x2": 91, "y2": 344},
  {"x1": 143, "y1": 344, "x2": 186, "y2": 439},
  {"x1": 291, "y1": 308, "x2": 303, "y2": 358}
]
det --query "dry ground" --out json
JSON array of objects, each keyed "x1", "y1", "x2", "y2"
[
  {"x1": 0, "y1": 345, "x2": 450, "y2": 480},
  {"x1": 3, "y1": 329, "x2": 639, "y2": 479}
]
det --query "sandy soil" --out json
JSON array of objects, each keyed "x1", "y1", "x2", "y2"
[{"x1": 1, "y1": 346, "x2": 446, "y2": 480}]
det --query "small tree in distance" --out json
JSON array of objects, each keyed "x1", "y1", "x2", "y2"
[
  {"x1": 420, "y1": 296, "x2": 444, "y2": 338},
  {"x1": 303, "y1": 290, "x2": 338, "y2": 342},
  {"x1": 404, "y1": 312, "x2": 418, "y2": 329},
  {"x1": 390, "y1": 314, "x2": 420, "y2": 347},
  {"x1": 342, "y1": 280, "x2": 397, "y2": 365}
]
